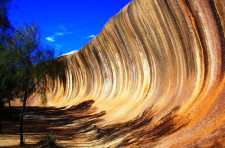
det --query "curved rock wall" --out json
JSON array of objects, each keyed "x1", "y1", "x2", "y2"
[{"x1": 33, "y1": 0, "x2": 225, "y2": 147}]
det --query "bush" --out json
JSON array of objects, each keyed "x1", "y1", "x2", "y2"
[{"x1": 37, "y1": 134, "x2": 56, "y2": 148}]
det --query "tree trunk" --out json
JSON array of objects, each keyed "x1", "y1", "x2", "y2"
[
  {"x1": 20, "y1": 91, "x2": 27, "y2": 145},
  {"x1": 8, "y1": 98, "x2": 12, "y2": 119}
]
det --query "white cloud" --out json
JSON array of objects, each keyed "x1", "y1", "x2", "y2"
[
  {"x1": 87, "y1": 35, "x2": 96, "y2": 38},
  {"x1": 45, "y1": 37, "x2": 55, "y2": 42}
]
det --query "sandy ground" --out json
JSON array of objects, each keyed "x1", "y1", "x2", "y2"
[{"x1": 0, "y1": 100, "x2": 104, "y2": 147}]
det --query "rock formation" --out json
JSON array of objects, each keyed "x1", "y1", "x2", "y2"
[{"x1": 29, "y1": 0, "x2": 225, "y2": 147}]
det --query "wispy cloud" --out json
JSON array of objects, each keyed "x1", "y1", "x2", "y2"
[
  {"x1": 87, "y1": 34, "x2": 96, "y2": 39},
  {"x1": 54, "y1": 44, "x2": 62, "y2": 49},
  {"x1": 55, "y1": 31, "x2": 73, "y2": 36},
  {"x1": 65, "y1": 31, "x2": 73, "y2": 34},
  {"x1": 46, "y1": 31, "x2": 73, "y2": 43},
  {"x1": 45, "y1": 37, "x2": 55, "y2": 42},
  {"x1": 55, "y1": 32, "x2": 64, "y2": 36},
  {"x1": 58, "y1": 25, "x2": 67, "y2": 31}
]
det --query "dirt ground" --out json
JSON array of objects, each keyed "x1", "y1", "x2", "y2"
[{"x1": 0, "y1": 100, "x2": 105, "y2": 147}]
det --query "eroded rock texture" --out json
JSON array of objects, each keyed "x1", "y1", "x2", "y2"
[{"x1": 30, "y1": 0, "x2": 225, "y2": 147}]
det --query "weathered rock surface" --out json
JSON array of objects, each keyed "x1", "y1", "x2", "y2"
[{"x1": 29, "y1": 0, "x2": 225, "y2": 147}]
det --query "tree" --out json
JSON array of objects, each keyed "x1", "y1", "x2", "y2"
[
  {"x1": 0, "y1": 51, "x2": 19, "y2": 119},
  {"x1": 0, "y1": 0, "x2": 12, "y2": 133},
  {"x1": 0, "y1": 0, "x2": 12, "y2": 51},
  {"x1": 0, "y1": 0, "x2": 11, "y2": 29},
  {"x1": 8, "y1": 23, "x2": 62, "y2": 145},
  {"x1": 0, "y1": 0, "x2": 66, "y2": 140}
]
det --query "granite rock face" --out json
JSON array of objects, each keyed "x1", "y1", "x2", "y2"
[{"x1": 31, "y1": 0, "x2": 225, "y2": 147}]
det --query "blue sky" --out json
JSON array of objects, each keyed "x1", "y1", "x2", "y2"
[{"x1": 8, "y1": 0, "x2": 131, "y2": 56}]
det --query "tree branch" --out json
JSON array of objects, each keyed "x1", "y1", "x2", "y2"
[{"x1": 27, "y1": 74, "x2": 45, "y2": 94}]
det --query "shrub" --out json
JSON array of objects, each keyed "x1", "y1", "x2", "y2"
[{"x1": 37, "y1": 134, "x2": 56, "y2": 148}]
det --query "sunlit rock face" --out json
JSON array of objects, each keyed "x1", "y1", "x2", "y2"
[{"x1": 31, "y1": 0, "x2": 225, "y2": 147}]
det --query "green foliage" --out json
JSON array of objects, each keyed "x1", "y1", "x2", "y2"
[
  {"x1": 0, "y1": 0, "x2": 67, "y2": 142},
  {"x1": 0, "y1": 0, "x2": 12, "y2": 51},
  {"x1": 0, "y1": 22, "x2": 67, "y2": 104},
  {"x1": 7, "y1": 23, "x2": 55, "y2": 94},
  {"x1": 47, "y1": 57, "x2": 67, "y2": 85},
  {"x1": 37, "y1": 134, "x2": 57, "y2": 148},
  {"x1": 0, "y1": 36, "x2": 18, "y2": 105},
  {"x1": 0, "y1": 23, "x2": 56, "y2": 105},
  {"x1": 0, "y1": 0, "x2": 12, "y2": 133},
  {"x1": 0, "y1": 0, "x2": 12, "y2": 101},
  {"x1": 0, "y1": 0, "x2": 11, "y2": 29}
]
